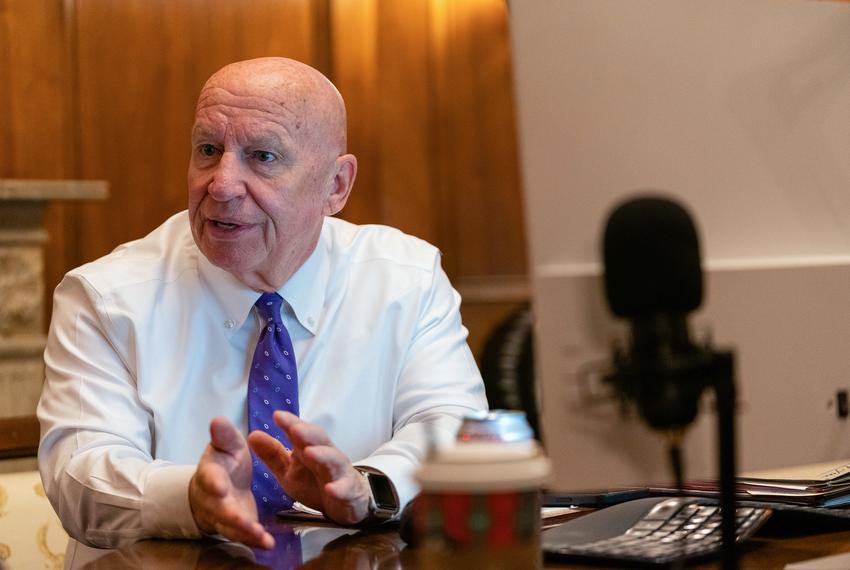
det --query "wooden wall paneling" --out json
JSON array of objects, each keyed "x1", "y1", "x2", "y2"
[
  {"x1": 329, "y1": 0, "x2": 528, "y2": 279},
  {"x1": 331, "y1": 0, "x2": 529, "y2": 361},
  {"x1": 331, "y1": 0, "x2": 438, "y2": 244},
  {"x1": 328, "y1": 0, "x2": 380, "y2": 226},
  {"x1": 472, "y1": 2, "x2": 526, "y2": 277},
  {"x1": 71, "y1": 0, "x2": 325, "y2": 265},
  {"x1": 428, "y1": 1, "x2": 530, "y2": 364},
  {"x1": 75, "y1": 0, "x2": 191, "y2": 263},
  {"x1": 428, "y1": 0, "x2": 459, "y2": 277},
  {"x1": 0, "y1": 5, "x2": 13, "y2": 173},
  {"x1": 310, "y1": 0, "x2": 333, "y2": 77},
  {"x1": 375, "y1": 0, "x2": 437, "y2": 244},
  {"x1": 430, "y1": 0, "x2": 526, "y2": 278},
  {"x1": 0, "y1": 1, "x2": 72, "y2": 179}
]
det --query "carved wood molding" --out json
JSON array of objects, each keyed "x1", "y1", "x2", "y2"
[{"x1": 0, "y1": 179, "x2": 108, "y2": 201}]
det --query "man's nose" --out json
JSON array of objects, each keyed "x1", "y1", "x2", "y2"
[{"x1": 207, "y1": 152, "x2": 246, "y2": 201}]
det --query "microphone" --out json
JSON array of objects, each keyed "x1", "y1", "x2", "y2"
[
  {"x1": 601, "y1": 194, "x2": 739, "y2": 569},
  {"x1": 601, "y1": 194, "x2": 712, "y2": 431}
]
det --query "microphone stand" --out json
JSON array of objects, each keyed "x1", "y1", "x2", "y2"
[
  {"x1": 608, "y1": 326, "x2": 739, "y2": 570},
  {"x1": 712, "y1": 350, "x2": 737, "y2": 570},
  {"x1": 664, "y1": 350, "x2": 738, "y2": 570}
]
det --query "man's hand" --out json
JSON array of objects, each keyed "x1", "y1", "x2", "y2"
[
  {"x1": 248, "y1": 411, "x2": 373, "y2": 525},
  {"x1": 189, "y1": 417, "x2": 275, "y2": 549}
]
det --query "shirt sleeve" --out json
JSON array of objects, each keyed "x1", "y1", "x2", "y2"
[
  {"x1": 37, "y1": 274, "x2": 201, "y2": 547},
  {"x1": 353, "y1": 253, "x2": 489, "y2": 514}
]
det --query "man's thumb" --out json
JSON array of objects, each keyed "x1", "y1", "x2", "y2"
[{"x1": 209, "y1": 416, "x2": 245, "y2": 454}]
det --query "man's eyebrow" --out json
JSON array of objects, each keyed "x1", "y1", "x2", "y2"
[
  {"x1": 190, "y1": 126, "x2": 219, "y2": 142},
  {"x1": 246, "y1": 132, "x2": 287, "y2": 148},
  {"x1": 189, "y1": 127, "x2": 288, "y2": 149}
]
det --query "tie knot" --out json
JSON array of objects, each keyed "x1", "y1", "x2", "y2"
[{"x1": 255, "y1": 292, "x2": 284, "y2": 323}]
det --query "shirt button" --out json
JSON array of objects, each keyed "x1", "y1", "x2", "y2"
[
  {"x1": 308, "y1": 317, "x2": 315, "y2": 325},
  {"x1": 224, "y1": 320, "x2": 235, "y2": 329}
]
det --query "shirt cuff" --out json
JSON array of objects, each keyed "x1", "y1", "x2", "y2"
[{"x1": 141, "y1": 464, "x2": 201, "y2": 539}]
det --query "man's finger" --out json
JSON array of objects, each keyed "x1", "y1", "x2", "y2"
[
  {"x1": 274, "y1": 411, "x2": 332, "y2": 448},
  {"x1": 209, "y1": 416, "x2": 246, "y2": 454},
  {"x1": 248, "y1": 429, "x2": 292, "y2": 472},
  {"x1": 214, "y1": 519, "x2": 275, "y2": 550},
  {"x1": 201, "y1": 492, "x2": 275, "y2": 549}
]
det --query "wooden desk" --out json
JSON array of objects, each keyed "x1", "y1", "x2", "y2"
[
  {"x1": 64, "y1": 514, "x2": 850, "y2": 570},
  {"x1": 548, "y1": 532, "x2": 850, "y2": 569}
]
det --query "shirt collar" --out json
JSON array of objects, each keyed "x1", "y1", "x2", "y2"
[
  {"x1": 198, "y1": 219, "x2": 330, "y2": 338},
  {"x1": 198, "y1": 255, "x2": 259, "y2": 339},
  {"x1": 281, "y1": 221, "x2": 329, "y2": 336}
]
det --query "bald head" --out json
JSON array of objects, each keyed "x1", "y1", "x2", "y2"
[
  {"x1": 197, "y1": 57, "x2": 347, "y2": 154},
  {"x1": 187, "y1": 57, "x2": 358, "y2": 291}
]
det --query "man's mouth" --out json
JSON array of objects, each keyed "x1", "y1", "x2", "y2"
[{"x1": 211, "y1": 219, "x2": 240, "y2": 230}]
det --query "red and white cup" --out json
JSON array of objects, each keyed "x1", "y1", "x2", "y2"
[{"x1": 414, "y1": 411, "x2": 551, "y2": 569}]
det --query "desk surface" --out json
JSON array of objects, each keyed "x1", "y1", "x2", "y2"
[{"x1": 64, "y1": 513, "x2": 850, "y2": 570}]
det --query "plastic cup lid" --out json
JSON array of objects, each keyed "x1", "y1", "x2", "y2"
[{"x1": 416, "y1": 441, "x2": 552, "y2": 492}]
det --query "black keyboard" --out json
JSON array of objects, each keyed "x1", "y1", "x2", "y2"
[{"x1": 542, "y1": 496, "x2": 772, "y2": 567}]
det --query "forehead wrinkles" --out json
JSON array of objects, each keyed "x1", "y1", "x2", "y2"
[
  {"x1": 196, "y1": 86, "x2": 300, "y2": 123},
  {"x1": 193, "y1": 85, "x2": 326, "y2": 148}
]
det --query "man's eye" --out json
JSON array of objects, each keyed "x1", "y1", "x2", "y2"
[
  {"x1": 252, "y1": 150, "x2": 276, "y2": 163},
  {"x1": 199, "y1": 144, "x2": 218, "y2": 157}
]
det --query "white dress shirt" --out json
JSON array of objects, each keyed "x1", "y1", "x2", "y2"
[{"x1": 38, "y1": 211, "x2": 487, "y2": 547}]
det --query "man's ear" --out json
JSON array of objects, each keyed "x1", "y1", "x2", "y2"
[{"x1": 323, "y1": 154, "x2": 357, "y2": 216}]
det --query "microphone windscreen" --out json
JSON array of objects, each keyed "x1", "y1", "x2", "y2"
[{"x1": 603, "y1": 195, "x2": 703, "y2": 318}]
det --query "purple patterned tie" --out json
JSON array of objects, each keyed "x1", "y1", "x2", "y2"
[
  {"x1": 248, "y1": 292, "x2": 299, "y2": 515},
  {"x1": 253, "y1": 527, "x2": 303, "y2": 568}
]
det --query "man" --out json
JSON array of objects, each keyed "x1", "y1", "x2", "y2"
[{"x1": 38, "y1": 57, "x2": 487, "y2": 550}]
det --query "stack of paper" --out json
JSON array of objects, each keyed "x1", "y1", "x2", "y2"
[
  {"x1": 667, "y1": 460, "x2": 850, "y2": 508},
  {"x1": 735, "y1": 460, "x2": 850, "y2": 508}
]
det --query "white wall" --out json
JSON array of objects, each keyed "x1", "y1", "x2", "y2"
[
  {"x1": 511, "y1": 0, "x2": 850, "y2": 269},
  {"x1": 510, "y1": 0, "x2": 850, "y2": 490}
]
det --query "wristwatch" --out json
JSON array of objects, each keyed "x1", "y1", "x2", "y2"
[{"x1": 354, "y1": 467, "x2": 399, "y2": 524}]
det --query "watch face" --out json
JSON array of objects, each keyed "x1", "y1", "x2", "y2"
[
  {"x1": 367, "y1": 473, "x2": 398, "y2": 512},
  {"x1": 373, "y1": 484, "x2": 396, "y2": 511}
]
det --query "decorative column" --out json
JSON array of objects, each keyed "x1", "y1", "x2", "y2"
[{"x1": 0, "y1": 179, "x2": 108, "y2": 425}]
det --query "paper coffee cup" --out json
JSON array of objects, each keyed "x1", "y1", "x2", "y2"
[{"x1": 414, "y1": 412, "x2": 551, "y2": 569}]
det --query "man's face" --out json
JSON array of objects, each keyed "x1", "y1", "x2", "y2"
[{"x1": 187, "y1": 84, "x2": 336, "y2": 290}]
